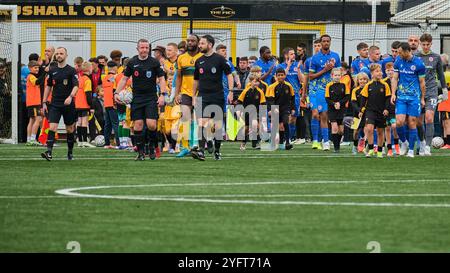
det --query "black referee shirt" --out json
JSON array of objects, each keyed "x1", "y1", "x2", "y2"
[
  {"x1": 194, "y1": 53, "x2": 231, "y2": 101},
  {"x1": 124, "y1": 55, "x2": 165, "y2": 104},
  {"x1": 46, "y1": 64, "x2": 78, "y2": 107}
]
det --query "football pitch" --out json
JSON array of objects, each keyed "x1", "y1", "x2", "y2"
[{"x1": 1, "y1": 143, "x2": 450, "y2": 253}]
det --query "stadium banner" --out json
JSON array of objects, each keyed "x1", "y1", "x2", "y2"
[{"x1": 0, "y1": 2, "x2": 391, "y2": 22}]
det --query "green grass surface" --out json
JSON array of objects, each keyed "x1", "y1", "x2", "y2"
[{"x1": 0, "y1": 142, "x2": 450, "y2": 253}]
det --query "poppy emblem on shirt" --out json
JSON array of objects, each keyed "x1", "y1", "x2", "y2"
[
  {"x1": 429, "y1": 57, "x2": 434, "y2": 62},
  {"x1": 411, "y1": 65, "x2": 416, "y2": 71},
  {"x1": 211, "y1": 67, "x2": 217, "y2": 74},
  {"x1": 134, "y1": 71, "x2": 139, "y2": 77},
  {"x1": 63, "y1": 79, "x2": 68, "y2": 86},
  {"x1": 200, "y1": 68, "x2": 204, "y2": 74},
  {"x1": 146, "y1": 71, "x2": 152, "y2": 78}
]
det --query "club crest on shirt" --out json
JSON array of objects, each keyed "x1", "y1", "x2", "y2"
[
  {"x1": 380, "y1": 87, "x2": 384, "y2": 93},
  {"x1": 211, "y1": 67, "x2": 217, "y2": 74},
  {"x1": 146, "y1": 71, "x2": 152, "y2": 78},
  {"x1": 63, "y1": 79, "x2": 68, "y2": 86},
  {"x1": 285, "y1": 88, "x2": 289, "y2": 94},
  {"x1": 411, "y1": 65, "x2": 416, "y2": 71}
]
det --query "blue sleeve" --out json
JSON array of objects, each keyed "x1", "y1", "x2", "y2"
[
  {"x1": 309, "y1": 56, "x2": 317, "y2": 73},
  {"x1": 351, "y1": 60, "x2": 358, "y2": 75},
  {"x1": 417, "y1": 59, "x2": 426, "y2": 78},
  {"x1": 393, "y1": 58, "x2": 400, "y2": 72},
  {"x1": 334, "y1": 53, "x2": 341, "y2": 68},
  {"x1": 228, "y1": 61, "x2": 236, "y2": 73}
]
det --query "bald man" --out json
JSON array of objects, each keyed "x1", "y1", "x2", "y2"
[{"x1": 408, "y1": 35, "x2": 420, "y2": 55}]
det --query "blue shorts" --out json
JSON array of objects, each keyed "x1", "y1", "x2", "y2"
[
  {"x1": 395, "y1": 99, "x2": 421, "y2": 117},
  {"x1": 309, "y1": 92, "x2": 328, "y2": 113}
]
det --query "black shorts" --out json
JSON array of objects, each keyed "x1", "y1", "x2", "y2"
[
  {"x1": 76, "y1": 109, "x2": 89, "y2": 118},
  {"x1": 365, "y1": 110, "x2": 386, "y2": 129},
  {"x1": 181, "y1": 94, "x2": 193, "y2": 106},
  {"x1": 196, "y1": 99, "x2": 224, "y2": 119},
  {"x1": 278, "y1": 110, "x2": 290, "y2": 123},
  {"x1": 244, "y1": 112, "x2": 260, "y2": 127},
  {"x1": 48, "y1": 104, "x2": 76, "y2": 125},
  {"x1": 27, "y1": 106, "x2": 41, "y2": 118},
  {"x1": 328, "y1": 109, "x2": 344, "y2": 123},
  {"x1": 131, "y1": 100, "x2": 158, "y2": 121},
  {"x1": 441, "y1": 111, "x2": 450, "y2": 121}
]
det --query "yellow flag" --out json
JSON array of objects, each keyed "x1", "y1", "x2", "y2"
[{"x1": 226, "y1": 109, "x2": 245, "y2": 141}]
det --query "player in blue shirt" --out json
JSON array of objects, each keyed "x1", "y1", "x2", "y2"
[
  {"x1": 359, "y1": 45, "x2": 384, "y2": 78},
  {"x1": 391, "y1": 42, "x2": 426, "y2": 158},
  {"x1": 382, "y1": 41, "x2": 401, "y2": 73},
  {"x1": 216, "y1": 44, "x2": 241, "y2": 110},
  {"x1": 351, "y1": 42, "x2": 369, "y2": 79},
  {"x1": 308, "y1": 34, "x2": 341, "y2": 151},
  {"x1": 277, "y1": 47, "x2": 305, "y2": 142},
  {"x1": 255, "y1": 46, "x2": 277, "y2": 85}
]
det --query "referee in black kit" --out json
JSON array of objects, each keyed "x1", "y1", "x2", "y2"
[
  {"x1": 115, "y1": 38, "x2": 167, "y2": 161},
  {"x1": 41, "y1": 47, "x2": 79, "y2": 161},
  {"x1": 191, "y1": 35, "x2": 233, "y2": 161}
]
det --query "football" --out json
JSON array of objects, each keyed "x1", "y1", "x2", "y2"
[
  {"x1": 94, "y1": 135, "x2": 105, "y2": 147},
  {"x1": 432, "y1": 136, "x2": 444, "y2": 149},
  {"x1": 118, "y1": 90, "x2": 133, "y2": 104}
]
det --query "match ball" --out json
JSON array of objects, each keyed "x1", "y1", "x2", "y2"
[
  {"x1": 431, "y1": 137, "x2": 444, "y2": 149},
  {"x1": 118, "y1": 90, "x2": 133, "y2": 104},
  {"x1": 94, "y1": 135, "x2": 105, "y2": 147}
]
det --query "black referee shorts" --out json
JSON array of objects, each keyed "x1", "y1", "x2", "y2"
[
  {"x1": 48, "y1": 104, "x2": 76, "y2": 125},
  {"x1": 195, "y1": 99, "x2": 224, "y2": 119},
  {"x1": 131, "y1": 100, "x2": 159, "y2": 121}
]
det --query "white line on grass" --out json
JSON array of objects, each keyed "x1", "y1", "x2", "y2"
[
  {"x1": 54, "y1": 180, "x2": 450, "y2": 208},
  {"x1": 1, "y1": 154, "x2": 450, "y2": 161}
]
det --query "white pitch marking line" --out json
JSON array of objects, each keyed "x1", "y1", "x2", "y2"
[
  {"x1": 0, "y1": 195, "x2": 73, "y2": 199},
  {"x1": 54, "y1": 180, "x2": 450, "y2": 208}
]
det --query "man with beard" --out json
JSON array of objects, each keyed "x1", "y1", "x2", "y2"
[
  {"x1": 408, "y1": 35, "x2": 420, "y2": 55},
  {"x1": 174, "y1": 34, "x2": 203, "y2": 157},
  {"x1": 191, "y1": 35, "x2": 233, "y2": 161},
  {"x1": 255, "y1": 46, "x2": 277, "y2": 85},
  {"x1": 309, "y1": 34, "x2": 341, "y2": 151},
  {"x1": 41, "y1": 47, "x2": 79, "y2": 161}
]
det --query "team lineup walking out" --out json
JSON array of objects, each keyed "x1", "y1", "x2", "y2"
[{"x1": 28, "y1": 32, "x2": 449, "y2": 161}]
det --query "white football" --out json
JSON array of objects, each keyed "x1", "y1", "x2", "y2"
[
  {"x1": 431, "y1": 136, "x2": 444, "y2": 149},
  {"x1": 94, "y1": 135, "x2": 105, "y2": 147},
  {"x1": 119, "y1": 90, "x2": 133, "y2": 104}
]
